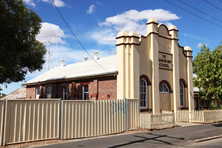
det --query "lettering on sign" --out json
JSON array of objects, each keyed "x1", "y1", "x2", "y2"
[{"x1": 158, "y1": 52, "x2": 172, "y2": 70}]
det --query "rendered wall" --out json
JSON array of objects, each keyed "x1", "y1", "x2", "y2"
[{"x1": 116, "y1": 18, "x2": 194, "y2": 113}]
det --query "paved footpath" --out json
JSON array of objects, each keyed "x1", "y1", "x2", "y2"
[{"x1": 38, "y1": 123, "x2": 222, "y2": 148}]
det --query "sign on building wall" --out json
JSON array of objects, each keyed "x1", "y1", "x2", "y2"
[{"x1": 158, "y1": 52, "x2": 172, "y2": 70}]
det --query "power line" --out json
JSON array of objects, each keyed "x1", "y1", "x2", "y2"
[
  {"x1": 204, "y1": 0, "x2": 222, "y2": 12},
  {"x1": 50, "y1": 0, "x2": 109, "y2": 73},
  {"x1": 165, "y1": 0, "x2": 222, "y2": 28},
  {"x1": 179, "y1": 0, "x2": 222, "y2": 23},
  {"x1": 50, "y1": 0, "x2": 124, "y2": 98}
]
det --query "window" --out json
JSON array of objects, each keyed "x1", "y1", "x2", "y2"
[
  {"x1": 140, "y1": 79, "x2": 148, "y2": 109},
  {"x1": 46, "y1": 86, "x2": 52, "y2": 98},
  {"x1": 159, "y1": 84, "x2": 169, "y2": 93},
  {"x1": 36, "y1": 87, "x2": 40, "y2": 99},
  {"x1": 63, "y1": 87, "x2": 68, "y2": 100},
  {"x1": 180, "y1": 82, "x2": 185, "y2": 107},
  {"x1": 82, "y1": 85, "x2": 89, "y2": 100}
]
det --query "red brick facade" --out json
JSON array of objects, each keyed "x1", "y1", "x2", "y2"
[
  {"x1": 26, "y1": 76, "x2": 117, "y2": 100},
  {"x1": 26, "y1": 87, "x2": 36, "y2": 99}
]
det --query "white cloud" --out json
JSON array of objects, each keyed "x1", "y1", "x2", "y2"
[
  {"x1": 88, "y1": 29, "x2": 116, "y2": 45},
  {"x1": 24, "y1": 0, "x2": 66, "y2": 7},
  {"x1": 23, "y1": 0, "x2": 36, "y2": 7},
  {"x1": 89, "y1": 9, "x2": 180, "y2": 45},
  {"x1": 197, "y1": 42, "x2": 209, "y2": 48},
  {"x1": 36, "y1": 22, "x2": 68, "y2": 44},
  {"x1": 162, "y1": 22, "x2": 173, "y2": 28},
  {"x1": 44, "y1": 0, "x2": 66, "y2": 7},
  {"x1": 87, "y1": 4, "x2": 95, "y2": 14}
]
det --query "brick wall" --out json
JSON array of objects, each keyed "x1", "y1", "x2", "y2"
[
  {"x1": 26, "y1": 76, "x2": 117, "y2": 100},
  {"x1": 26, "y1": 86, "x2": 36, "y2": 99},
  {"x1": 98, "y1": 79, "x2": 117, "y2": 100}
]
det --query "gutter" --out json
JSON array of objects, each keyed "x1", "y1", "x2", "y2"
[{"x1": 22, "y1": 71, "x2": 118, "y2": 86}]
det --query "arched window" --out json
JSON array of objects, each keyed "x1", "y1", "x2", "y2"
[
  {"x1": 180, "y1": 82, "x2": 185, "y2": 107},
  {"x1": 159, "y1": 84, "x2": 169, "y2": 93},
  {"x1": 140, "y1": 79, "x2": 148, "y2": 109}
]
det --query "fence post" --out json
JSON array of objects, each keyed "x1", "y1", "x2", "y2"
[
  {"x1": 149, "y1": 114, "x2": 152, "y2": 129},
  {"x1": 138, "y1": 98, "x2": 140, "y2": 128},
  {"x1": 1, "y1": 99, "x2": 6, "y2": 146},
  {"x1": 202, "y1": 110, "x2": 204, "y2": 123},
  {"x1": 59, "y1": 98, "x2": 62, "y2": 140},
  {"x1": 124, "y1": 98, "x2": 128, "y2": 132}
]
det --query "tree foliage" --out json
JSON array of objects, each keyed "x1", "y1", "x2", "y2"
[
  {"x1": 0, "y1": 0, "x2": 46, "y2": 84},
  {"x1": 193, "y1": 43, "x2": 222, "y2": 101}
]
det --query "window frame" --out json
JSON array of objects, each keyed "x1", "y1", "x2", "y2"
[
  {"x1": 36, "y1": 87, "x2": 40, "y2": 99},
  {"x1": 159, "y1": 83, "x2": 170, "y2": 93},
  {"x1": 140, "y1": 78, "x2": 148, "y2": 109},
  {"x1": 46, "y1": 86, "x2": 52, "y2": 98},
  {"x1": 180, "y1": 82, "x2": 185, "y2": 107},
  {"x1": 63, "y1": 86, "x2": 68, "y2": 100},
  {"x1": 82, "y1": 85, "x2": 89, "y2": 100}
]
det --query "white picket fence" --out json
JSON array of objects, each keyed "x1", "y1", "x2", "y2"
[
  {"x1": 177, "y1": 110, "x2": 222, "y2": 123},
  {"x1": 140, "y1": 112, "x2": 175, "y2": 129}
]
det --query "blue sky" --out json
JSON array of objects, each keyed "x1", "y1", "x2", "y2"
[{"x1": 2, "y1": 0, "x2": 222, "y2": 95}]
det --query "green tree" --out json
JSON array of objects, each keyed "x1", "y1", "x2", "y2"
[
  {"x1": 193, "y1": 43, "x2": 222, "y2": 102},
  {"x1": 0, "y1": 0, "x2": 46, "y2": 84}
]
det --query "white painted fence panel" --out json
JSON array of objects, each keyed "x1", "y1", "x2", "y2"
[
  {"x1": 61, "y1": 99, "x2": 138, "y2": 139},
  {"x1": 3, "y1": 99, "x2": 60, "y2": 145},
  {"x1": 127, "y1": 99, "x2": 139, "y2": 130},
  {"x1": 140, "y1": 112, "x2": 175, "y2": 129}
]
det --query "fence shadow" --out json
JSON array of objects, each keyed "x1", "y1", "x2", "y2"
[
  {"x1": 107, "y1": 132, "x2": 184, "y2": 148},
  {"x1": 212, "y1": 123, "x2": 222, "y2": 127}
]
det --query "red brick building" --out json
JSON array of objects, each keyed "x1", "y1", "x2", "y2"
[{"x1": 24, "y1": 54, "x2": 118, "y2": 100}]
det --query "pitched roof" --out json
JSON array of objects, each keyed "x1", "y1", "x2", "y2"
[
  {"x1": 2, "y1": 87, "x2": 26, "y2": 99},
  {"x1": 25, "y1": 55, "x2": 117, "y2": 85}
]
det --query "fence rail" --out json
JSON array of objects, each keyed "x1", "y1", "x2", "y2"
[{"x1": 0, "y1": 98, "x2": 138, "y2": 146}]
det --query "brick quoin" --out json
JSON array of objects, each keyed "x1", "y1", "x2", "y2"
[{"x1": 26, "y1": 76, "x2": 117, "y2": 100}]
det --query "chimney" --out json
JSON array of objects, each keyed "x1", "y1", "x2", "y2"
[
  {"x1": 84, "y1": 56, "x2": 88, "y2": 61},
  {"x1": 61, "y1": 59, "x2": 65, "y2": 67},
  {"x1": 94, "y1": 51, "x2": 99, "y2": 60}
]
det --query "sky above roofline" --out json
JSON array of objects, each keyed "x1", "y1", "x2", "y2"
[{"x1": 2, "y1": 0, "x2": 222, "y2": 94}]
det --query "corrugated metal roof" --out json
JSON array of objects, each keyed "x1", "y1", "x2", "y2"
[
  {"x1": 2, "y1": 87, "x2": 26, "y2": 99},
  {"x1": 25, "y1": 55, "x2": 117, "y2": 85}
]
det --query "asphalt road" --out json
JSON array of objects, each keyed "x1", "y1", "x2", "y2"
[{"x1": 40, "y1": 123, "x2": 222, "y2": 148}]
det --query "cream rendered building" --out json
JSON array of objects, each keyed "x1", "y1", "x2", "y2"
[{"x1": 116, "y1": 18, "x2": 194, "y2": 114}]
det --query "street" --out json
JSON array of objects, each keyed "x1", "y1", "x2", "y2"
[{"x1": 39, "y1": 123, "x2": 222, "y2": 148}]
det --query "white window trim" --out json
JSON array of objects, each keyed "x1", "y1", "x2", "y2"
[
  {"x1": 180, "y1": 82, "x2": 185, "y2": 107},
  {"x1": 46, "y1": 86, "x2": 52, "y2": 98},
  {"x1": 82, "y1": 85, "x2": 89, "y2": 100},
  {"x1": 140, "y1": 79, "x2": 148, "y2": 109},
  {"x1": 36, "y1": 87, "x2": 40, "y2": 99},
  {"x1": 159, "y1": 83, "x2": 170, "y2": 93},
  {"x1": 63, "y1": 87, "x2": 68, "y2": 100}
]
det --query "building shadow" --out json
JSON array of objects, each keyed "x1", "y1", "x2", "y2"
[{"x1": 107, "y1": 132, "x2": 184, "y2": 148}]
